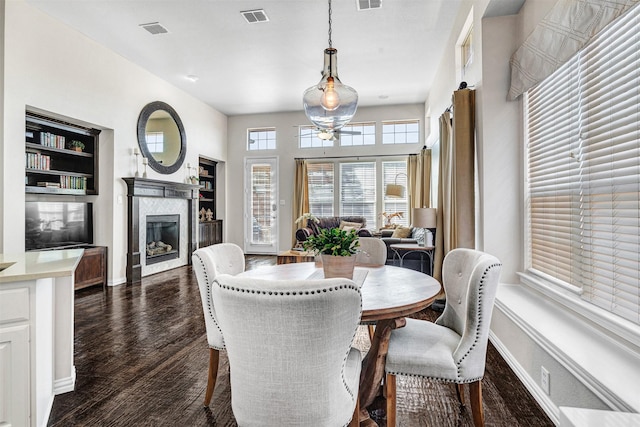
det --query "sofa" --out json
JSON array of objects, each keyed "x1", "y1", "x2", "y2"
[{"x1": 295, "y1": 216, "x2": 372, "y2": 243}]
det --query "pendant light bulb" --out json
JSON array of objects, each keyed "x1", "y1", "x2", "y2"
[{"x1": 321, "y1": 77, "x2": 340, "y2": 111}]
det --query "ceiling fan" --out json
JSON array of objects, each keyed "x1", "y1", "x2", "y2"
[{"x1": 298, "y1": 126, "x2": 361, "y2": 141}]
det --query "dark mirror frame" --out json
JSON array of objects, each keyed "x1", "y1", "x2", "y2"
[{"x1": 136, "y1": 101, "x2": 187, "y2": 175}]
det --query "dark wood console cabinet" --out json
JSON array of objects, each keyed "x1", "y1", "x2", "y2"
[
  {"x1": 74, "y1": 246, "x2": 107, "y2": 290},
  {"x1": 199, "y1": 220, "x2": 223, "y2": 248}
]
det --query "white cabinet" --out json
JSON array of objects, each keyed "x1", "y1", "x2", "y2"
[
  {"x1": 0, "y1": 287, "x2": 31, "y2": 426},
  {"x1": 0, "y1": 324, "x2": 30, "y2": 426}
]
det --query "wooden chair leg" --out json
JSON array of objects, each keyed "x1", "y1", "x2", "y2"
[
  {"x1": 368, "y1": 325, "x2": 375, "y2": 342},
  {"x1": 385, "y1": 373, "x2": 397, "y2": 427},
  {"x1": 348, "y1": 393, "x2": 360, "y2": 427},
  {"x1": 455, "y1": 383, "x2": 465, "y2": 404},
  {"x1": 469, "y1": 380, "x2": 484, "y2": 427},
  {"x1": 203, "y1": 348, "x2": 220, "y2": 406}
]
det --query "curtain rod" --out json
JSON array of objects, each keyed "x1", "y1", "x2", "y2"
[{"x1": 295, "y1": 153, "x2": 416, "y2": 161}]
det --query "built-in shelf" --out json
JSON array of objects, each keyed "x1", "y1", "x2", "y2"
[
  {"x1": 198, "y1": 157, "x2": 221, "y2": 247},
  {"x1": 25, "y1": 112, "x2": 100, "y2": 195}
]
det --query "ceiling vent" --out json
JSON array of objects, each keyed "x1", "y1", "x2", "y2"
[
  {"x1": 139, "y1": 22, "x2": 169, "y2": 35},
  {"x1": 357, "y1": 0, "x2": 382, "y2": 11},
  {"x1": 241, "y1": 9, "x2": 269, "y2": 23}
]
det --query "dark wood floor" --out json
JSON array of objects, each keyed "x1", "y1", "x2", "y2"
[{"x1": 48, "y1": 255, "x2": 553, "y2": 426}]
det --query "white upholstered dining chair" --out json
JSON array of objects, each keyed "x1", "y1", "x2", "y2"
[
  {"x1": 384, "y1": 248, "x2": 502, "y2": 427},
  {"x1": 212, "y1": 274, "x2": 362, "y2": 427},
  {"x1": 192, "y1": 243, "x2": 245, "y2": 406},
  {"x1": 356, "y1": 237, "x2": 387, "y2": 266}
]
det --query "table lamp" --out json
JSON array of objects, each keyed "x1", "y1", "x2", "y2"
[{"x1": 412, "y1": 207, "x2": 437, "y2": 247}]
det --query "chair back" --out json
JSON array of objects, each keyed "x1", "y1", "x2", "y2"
[
  {"x1": 438, "y1": 248, "x2": 501, "y2": 379},
  {"x1": 192, "y1": 243, "x2": 245, "y2": 350},
  {"x1": 356, "y1": 237, "x2": 387, "y2": 266},
  {"x1": 212, "y1": 274, "x2": 362, "y2": 427}
]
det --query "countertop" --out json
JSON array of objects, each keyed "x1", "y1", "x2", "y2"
[{"x1": 0, "y1": 249, "x2": 84, "y2": 283}]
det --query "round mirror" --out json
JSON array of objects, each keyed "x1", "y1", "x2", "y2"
[{"x1": 137, "y1": 101, "x2": 186, "y2": 174}]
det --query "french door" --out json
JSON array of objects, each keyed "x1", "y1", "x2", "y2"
[{"x1": 244, "y1": 157, "x2": 278, "y2": 254}]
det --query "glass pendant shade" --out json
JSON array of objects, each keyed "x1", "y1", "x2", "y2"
[{"x1": 303, "y1": 48, "x2": 358, "y2": 131}]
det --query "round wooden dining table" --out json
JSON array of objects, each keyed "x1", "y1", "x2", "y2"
[{"x1": 237, "y1": 262, "x2": 442, "y2": 426}]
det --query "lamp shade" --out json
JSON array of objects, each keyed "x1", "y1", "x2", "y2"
[
  {"x1": 412, "y1": 208, "x2": 437, "y2": 228},
  {"x1": 385, "y1": 183, "x2": 405, "y2": 198}
]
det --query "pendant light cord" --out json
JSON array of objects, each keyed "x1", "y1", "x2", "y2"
[{"x1": 328, "y1": 0, "x2": 333, "y2": 48}]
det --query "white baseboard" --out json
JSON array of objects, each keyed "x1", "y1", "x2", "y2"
[
  {"x1": 53, "y1": 366, "x2": 75, "y2": 394},
  {"x1": 489, "y1": 331, "x2": 560, "y2": 425}
]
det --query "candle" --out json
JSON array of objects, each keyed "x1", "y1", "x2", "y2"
[
  {"x1": 142, "y1": 157, "x2": 148, "y2": 165},
  {"x1": 187, "y1": 163, "x2": 191, "y2": 169},
  {"x1": 133, "y1": 147, "x2": 139, "y2": 155}
]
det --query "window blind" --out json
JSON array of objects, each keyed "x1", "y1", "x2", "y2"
[
  {"x1": 526, "y1": 4, "x2": 640, "y2": 325},
  {"x1": 382, "y1": 161, "x2": 409, "y2": 226},
  {"x1": 340, "y1": 162, "x2": 376, "y2": 228},
  {"x1": 307, "y1": 163, "x2": 334, "y2": 217}
]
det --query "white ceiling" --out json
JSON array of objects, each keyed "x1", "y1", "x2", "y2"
[{"x1": 25, "y1": 0, "x2": 523, "y2": 117}]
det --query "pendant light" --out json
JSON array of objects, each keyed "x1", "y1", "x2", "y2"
[{"x1": 303, "y1": 0, "x2": 358, "y2": 133}]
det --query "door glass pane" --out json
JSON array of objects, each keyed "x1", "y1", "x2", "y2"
[{"x1": 251, "y1": 164, "x2": 274, "y2": 245}]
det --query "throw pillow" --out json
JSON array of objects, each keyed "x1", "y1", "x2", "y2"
[
  {"x1": 391, "y1": 226, "x2": 412, "y2": 238},
  {"x1": 339, "y1": 220, "x2": 362, "y2": 231},
  {"x1": 342, "y1": 225, "x2": 356, "y2": 232}
]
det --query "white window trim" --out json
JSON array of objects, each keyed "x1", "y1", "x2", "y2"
[{"x1": 517, "y1": 271, "x2": 640, "y2": 349}]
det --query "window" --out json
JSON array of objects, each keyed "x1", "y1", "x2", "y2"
[
  {"x1": 382, "y1": 161, "x2": 409, "y2": 227},
  {"x1": 461, "y1": 28, "x2": 473, "y2": 76},
  {"x1": 247, "y1": 128, "x2": 276, "y2": 150},
  {"x1": 382, "y1": 120, "x2": 420, "y2": 144},
  {"x1": 145, "y1": 131, "x2": 164, "y2": 153},
  {"x1": 526, "y1": 5, "x2": 640, "y2": 325},
  {"x1": 339, "y1": 122, "x2": 375, "y2": 146},
  {"x1": 299, "y1": 126, "x2": 333, "y2": 148},
  {"x1": 307, "y1": 163, "x2": 334, "y2": 217},
  {"x1": 340, "y1": 162, "x2": 376, "y2": 228}
]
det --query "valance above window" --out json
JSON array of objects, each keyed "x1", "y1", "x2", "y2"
[{"x1": 507, "y1": 0, "x2": 639, "y2": 101}]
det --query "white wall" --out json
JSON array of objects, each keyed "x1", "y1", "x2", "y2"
[
  {"x1": 2, "y1": 0, "x2": 227, "y2": 284},
  {"x1": 226, "y1": 104, "x2": 425, "y2": 252}
]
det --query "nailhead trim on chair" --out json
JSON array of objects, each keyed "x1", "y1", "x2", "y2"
[
  {"x1": 216, "y1": 283, "x2": 361, "y2": 294},
  {"x1": 214, "y1": 278, "x2": 363, "y2": 404},
  {"x1": 455, "y1": 262, "x2": 501, "y2": 380},
  {"x1": 193, "y1": 253, "x2": 225, "y2": 350}
]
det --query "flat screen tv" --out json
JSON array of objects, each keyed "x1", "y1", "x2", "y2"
[{"x1": 25, "y1": 201, "x2": 93, "y2": 251}]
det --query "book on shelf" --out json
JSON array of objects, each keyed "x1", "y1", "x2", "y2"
[
  {"x1": 59, "y1": 175, "x2": 87, "y2": 190},
  {"x1": 37, "y1": 182, "x2": 61, "y2": 188},
  {"x1": 25, "y1": 152, "x2": 51, "y2": 170}
]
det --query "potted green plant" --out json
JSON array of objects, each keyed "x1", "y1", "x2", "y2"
[
  {"x1": 303, "y1": 227, "x2": 360, "y2": 279},
  {"x1": 69, "y1": 140, "x2": 85, "y2": 152}
]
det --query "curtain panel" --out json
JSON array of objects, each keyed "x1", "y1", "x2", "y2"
[
  {"x1": 292, "y1": 159, "x2": 309, "y2": 247},
  {"x1": 433, "y1": 89, "x2": 476, "y2": 282},
  {"x1": 508, "y1": 0, "x2": 639, "y2": 101},
  {"x1": 408, "y1": 148, "x2": 433, "y2": 223}
]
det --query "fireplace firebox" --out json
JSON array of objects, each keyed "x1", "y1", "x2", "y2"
[{"x1": 146, "y1": 214, "x2": 180, "y2": 265}]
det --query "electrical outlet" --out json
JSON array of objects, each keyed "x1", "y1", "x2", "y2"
[{"x1": 541, "y1": 366, "x2": 550, "y2": 394}]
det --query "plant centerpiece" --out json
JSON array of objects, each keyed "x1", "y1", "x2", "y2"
[
  {"x1": 69, "y1": 140, "x2": 85, "y2": 152},
  {"x1": 303, "y1": 227, "x2": 360, "y2": 279}
]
